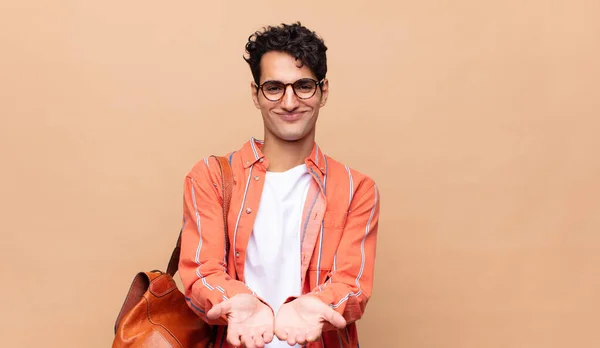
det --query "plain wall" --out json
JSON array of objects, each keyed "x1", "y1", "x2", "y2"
[{"x1": 1, "y1": 1, "x2": 599, "y2": 347}]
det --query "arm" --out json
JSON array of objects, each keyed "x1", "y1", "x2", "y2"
[
  {"x1": 312, "y1": 179, "x2": 380, "y2": 328},
  {"x1": 273, "y1": 179, "x2": 380, "y2": 344},
  {"x1": 179, "y1": 158, "x2": 253, "y2": 326}
]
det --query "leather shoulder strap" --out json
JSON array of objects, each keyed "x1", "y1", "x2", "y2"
[
  {"x1": 213, "y1": 155, "x2": 234, "y2": 257},
  {"x1": 166, "y1": 155, "x2": 234, "y2": 276}
]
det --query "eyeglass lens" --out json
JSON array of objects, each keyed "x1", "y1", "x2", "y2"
[{"x1": 261, "y1": 79, "x2": 318, "y2": 101}]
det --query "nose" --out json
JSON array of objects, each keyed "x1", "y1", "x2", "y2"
[{"x1": 280, "y1": 84, "x2": 300, "y2": 111}]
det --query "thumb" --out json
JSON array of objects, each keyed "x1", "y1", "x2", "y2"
[
  {"x1": 207, "y1": 300, "x2": 232, "y2": 320},
  {"x1": 323, "y1": 306, "x2": 346, "y2": 329}
]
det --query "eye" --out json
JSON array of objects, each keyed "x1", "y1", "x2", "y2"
[
  {"x1": 263, "y1": 82, "x2": 284, "y2": 93},
  {"x1": 295, "y1": 80, "x2": 316, "y2": 91}
]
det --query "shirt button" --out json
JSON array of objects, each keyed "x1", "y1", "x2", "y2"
[
  {"x1": 254, "y1": 176, "x2": 260, "y2": 181},
  {"x1": 259, "y1": 158, "x2": 264, "y2": 163},
  {"x1": 245, "y1": 208, "x2": 252, "y2": 214},
  {"x1": 245, "y1": 160, "x2": 250, "y2": 165},
  {"x1": 235, "y1": 251, "x2": 240, "y2": 257}
]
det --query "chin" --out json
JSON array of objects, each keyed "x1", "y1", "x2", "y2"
[
  {"x1": 277, "y1": 133, "x2": 306, "y2": 142},
  {"x1": 274, "y1": 129, "x2": 311, "y2": 142}
]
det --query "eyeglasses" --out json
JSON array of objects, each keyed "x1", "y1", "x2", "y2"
[{"x1": 254, "y1": 78, "x2": 324, "y2": 102}]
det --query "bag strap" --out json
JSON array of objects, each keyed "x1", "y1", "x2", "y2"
[{"x1": 166, "y1": 155, "x2": 234, "y2": 277}]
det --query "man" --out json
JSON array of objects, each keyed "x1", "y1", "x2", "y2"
[{"x1": 179, "y1": 22, "x2": 380, "y2": 348}]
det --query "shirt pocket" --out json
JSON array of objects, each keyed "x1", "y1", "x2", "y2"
[
  {"x1": 306, "y1": 211, "x2": 347, "y2": 285},
  {"x1": 308, "y1": 219, "x2": 345, "y2": 271}
]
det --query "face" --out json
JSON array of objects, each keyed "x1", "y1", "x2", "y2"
[{"x1": 251, "y1": 51, "x2": 329, "y2": 143}]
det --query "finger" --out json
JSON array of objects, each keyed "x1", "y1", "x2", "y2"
[
  {"x1": 262, "y1": 328, "x2": 274, "y2": 344},
  {"x1": 287, "y1": 336, "x2": 298, "y2": 346},
  {"x1": 306, "y1": 326, "x2": 322, "y2": 342},
  {"x1": 226, "y1": 326, "x2": 242, "y2": 347},
  {"x1": 286, "y1": 329, "x2": 298, "y2": 346},
  {"x1": 306, "y1": 327, "x2": 321, "y2": 343},
  {"x1": 242, "y1": 333, "x2": 256, "y2": 348},
  {"x1": 247, "y1": 327, "x2": 265, "y2": 348},
  {"x1": 295, "y1": 330, "x2": 308, "y2": 345},
  {"x1": 324, "y1": 307, "x2": 347, "y2": 329},
  {"x1": 252, "y1": 332, "x2": 265, "y2": 348},
  {"x1": 274, "y1": 326, "x2": 288, "y2": 341},
  {"x1": 207, "y1": 300, "x2": 232, "y2": 320},
  {"x1": 254, "y1": 325, "x2": 272, "y2": 345}
]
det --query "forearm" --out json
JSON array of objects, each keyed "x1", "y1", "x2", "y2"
[
  {"x1": 314, "y1": 181, "x2": 379, "y2": 329},
  {"x1": 318, "y1": 287, "x2": 366, "y2": 321},
  {"x1": 182, "y1": 262, "x2": 254, "y2": 325},
  {"x1": 178, "y1": 160, "x2": 259, "y2": 325}
]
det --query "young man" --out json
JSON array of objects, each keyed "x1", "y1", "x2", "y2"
[{"x1": 179, "y1": 22, "x2": 380, "y2": 348}]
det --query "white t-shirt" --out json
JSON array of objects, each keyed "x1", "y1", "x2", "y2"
[{"x1": 244, "y1": 164, "x2": 311, "y2": 348}]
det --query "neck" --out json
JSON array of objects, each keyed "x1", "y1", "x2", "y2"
[{"x1": 261, "y1": 133, "x2": 314, "y2": 172}]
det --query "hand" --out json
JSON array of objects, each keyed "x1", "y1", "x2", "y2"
[
  {"x1": 274, "y1": 295, "x2": 347, "y2": 346},
  {"x1": 207, "y1": 293, "x2": 274, "y2": 348}
]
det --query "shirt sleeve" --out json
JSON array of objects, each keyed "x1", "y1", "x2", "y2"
[
  {"x1": 311, "y1": 179, "x2": 380, "y2": 330},
  {"x1": 178, "y1": 158, "x2": 255, "y2": 326}
]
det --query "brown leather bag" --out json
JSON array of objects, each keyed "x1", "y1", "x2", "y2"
[{"x1": 112, "y1": 155, "x2": 234, "y2": 348}]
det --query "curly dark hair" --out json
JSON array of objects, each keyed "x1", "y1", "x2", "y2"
[{"x1": 244, "y1": 22, "x2": 328, "y2": 85}]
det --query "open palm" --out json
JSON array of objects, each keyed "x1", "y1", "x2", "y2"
[
  {"x1": 207, "y1": 293, "x2": 274, "y2": 348},
  {"x1": 274, "y1": 295, "x2": 347, "y2": 346}
]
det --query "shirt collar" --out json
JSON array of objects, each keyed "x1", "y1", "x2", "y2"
[{"x1": 240, "y1": 137, "x2": 327, "y2": 174}]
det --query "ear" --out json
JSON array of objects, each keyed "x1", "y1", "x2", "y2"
[
  {"x1": 250, "y1": 81, "x2": 261, "y2": 109},
  {"x1": 319, "y1": 79, "x2": 329, "y2": 107}
]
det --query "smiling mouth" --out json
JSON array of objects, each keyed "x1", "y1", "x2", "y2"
[{"x1": 278, "y1": 112, "x2": 304, "y2": 121}]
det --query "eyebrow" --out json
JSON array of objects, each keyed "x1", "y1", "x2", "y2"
[{"x1": 260, "y1": 77, "x2": 315, "y2": 84}]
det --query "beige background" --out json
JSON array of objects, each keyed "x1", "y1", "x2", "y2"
[{"x1": 1, "y1": 1, "x2": 599, "y2": 347}]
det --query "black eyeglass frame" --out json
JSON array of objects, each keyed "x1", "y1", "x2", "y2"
[{"x1": 254, "y1": 78, "x2": 325, "y2": 102}]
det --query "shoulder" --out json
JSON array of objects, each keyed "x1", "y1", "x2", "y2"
[{"x1": 185, "y1": 148, "x2": 242, "y2": 183}]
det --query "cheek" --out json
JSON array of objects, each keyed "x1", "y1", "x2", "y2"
[
  {"x1": 305, "y1": 100, "x2": 321, "y2": 113},
  {"x1": 311, "y1": 94, "x2": 324, "y2": 106},
  {"x1": 258, "y1": 101, "x2": 274, "y2": 115}
]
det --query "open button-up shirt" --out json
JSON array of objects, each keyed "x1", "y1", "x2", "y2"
[{"x1": 179, "y1": 138, "x2": 380, "y2": 347}]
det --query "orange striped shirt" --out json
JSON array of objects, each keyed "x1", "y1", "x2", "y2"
[{"x1": 179, "y1": 138, "x2": 380, "y2": 347}]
